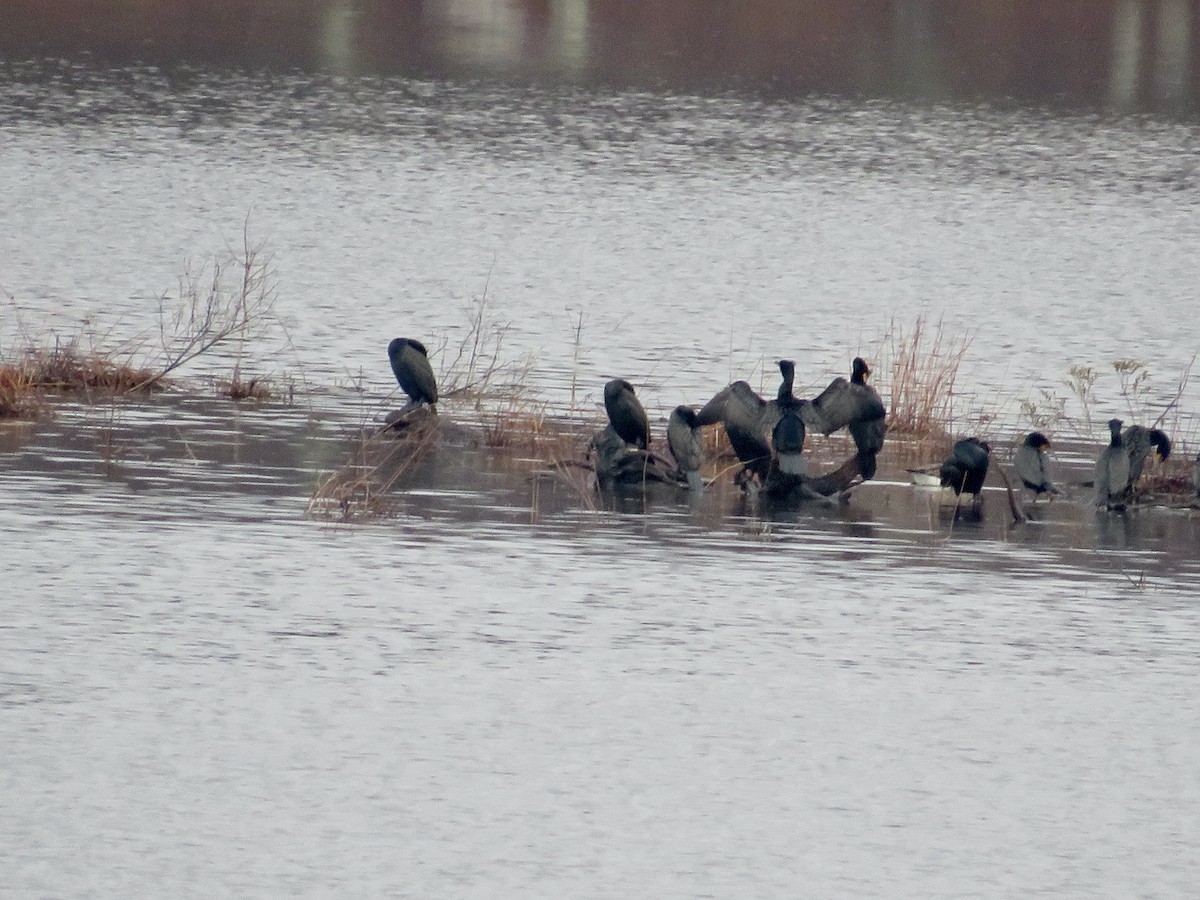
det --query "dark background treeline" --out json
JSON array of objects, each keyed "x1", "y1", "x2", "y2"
[{"x1": 3, "y1": 0, "x2": 1198, "y2": 113}]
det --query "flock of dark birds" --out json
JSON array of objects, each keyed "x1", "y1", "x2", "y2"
[{"x1": 387, "y1": 337, "x2": 1199, "y2": 514}]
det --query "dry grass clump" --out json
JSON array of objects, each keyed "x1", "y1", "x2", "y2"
[
  {"x1": 0, "y1": 362, "x2": 43, "y2": 418},
  {"x1": 876, "y1": 314, "x2": 972, "y2": 439},
  {"x1": 1, "y1": 230, "x2": 278, "y2": 415},
  {"x1": 6, "y1": 340, "x2": 162, "y2": 395},
  {"x1": 1136, "y1": 449, "x2": 1197, "y2": 499},
  {"x1": 479, "y1": 393, "x2": 584, "y2": 460},
  {"x1": 217, "y1": 365, "x2": 273, "y2": 402}
]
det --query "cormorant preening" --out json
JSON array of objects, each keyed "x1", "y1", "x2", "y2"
[
  {"x1": 1094, "y1": 418, "x2": 1131, "y2": 509},
  {"x1": 940, "y1": 437, "x2": 991, "y2": 509},
  {"x1": 772, "y1": 359, "x2": 807, "y2": 476},
  {"x1": 603, "y1": 379, "x2": 650, "y2": 449},
  {"x1": 1122, "y1": 425, "x2": 1171, "y2": 484},
  {"x1": 1013, "y1": 432, "x2": 1063, "y2": 498},
  {"x1": 667, "y1": 405, "x2": 704, "y2": 491},
  {"x1": 801, "y1": 357, "x2": 887, "y2": 479},
  {"x1": 387, "y1": 338, "x2": 438, "y2": 407}
]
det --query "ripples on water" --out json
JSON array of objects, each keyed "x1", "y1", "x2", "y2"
[
  {"x1": 3, "y1": 60, "x2": 1200, "y2": 424},
  {"x1": 3, "y1": 43, "x2": 1200, "y2": 900}
]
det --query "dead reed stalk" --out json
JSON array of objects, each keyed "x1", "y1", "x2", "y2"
[
  {"x1": 876, "y1": 314, "x2": 973, "y2": 439},
  {"x1": 0, "y1": 231, "x2": 279, "y2": 415}
]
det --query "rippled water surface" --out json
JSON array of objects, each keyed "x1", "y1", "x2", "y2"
[{"x1": 4, "y1": 6, "x2": 1200, "y2": 897}]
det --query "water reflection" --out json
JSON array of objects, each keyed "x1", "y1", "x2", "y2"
[{"x1": 3, "y1": 0, "x2": 1198, "y2": 115}]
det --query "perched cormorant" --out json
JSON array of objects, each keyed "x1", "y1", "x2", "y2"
[
  {"x1": 387, "y1": 337, "x2": 438, "y2": 407},
  {"x1": 1094, "y1": 418, "x2": 1131, "y2": 509},
  {"x1": 772, "y1": 360, "x2": 807, "y2": 476},
  {"x1": 1194, "y1": 452, "x2": 1200, "y2": 499},
  {"x1": 1013, "y1": 432, "x2": 1063, "y2": 498},
  {"x1": 940, "y1": 437, "x2": 991, "y2": 507},
  {"x1": 603, "y1": 379, "x2": 650, "y2": 449},
  {"x1": 1122, "y1": 425, "x2": 1171, "y2": 484},
  {"x1": 801, "y1": 357, "x2": 887, "y2": 479},
  {"x1": 667, "y1": 405, "x2": 704, "y2": 491}
]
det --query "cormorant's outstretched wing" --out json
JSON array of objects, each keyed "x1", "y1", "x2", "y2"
[
  {"x1": 804, "y1": 378, "x2": 885, "y2": 434},
  {"x1": 696, "y1": 381, "x2": 781, "y2": 432},
  {"x1": 694, "y1": 383, "x2": 735, "y2": 427},
  {"x1": 722, "y1": 382, "x2": 773, "y2": 478}
]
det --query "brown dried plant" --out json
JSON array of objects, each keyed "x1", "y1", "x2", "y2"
[
  {"x1": 1, "y1": 230, "x2": 278, "y2": 412},
  {"x1": 875, "y1": 314, "x2": 973, "y2": 440}
]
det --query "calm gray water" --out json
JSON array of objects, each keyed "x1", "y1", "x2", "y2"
[{"x1": 4, "y1": 5, "x2": 1200, "y2": 897}]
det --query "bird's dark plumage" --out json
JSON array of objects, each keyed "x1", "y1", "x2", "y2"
[
  {"x1": 603, "y1": 379, "x2": 650, "y2": 449},
  {"x1": 387, "y1": 337, "x2": 438, "y2": 406},
  {"x1": 772, "y1": 360, "x2": 807, "y2": 476},
  {"x1": 667, "y1": 405, "x2": 704, "y2": 491},
  {"x1": 940, "y1": 437, "x2": 991, "y2": 496},
  {"x1": 1122, "y1": 425, "x2": 1171, "y2": 484},
  {"x1": 1094, "y1": 418, "x2": 1130, "y2": 508},
  {"x1": 801, "y1": 357, "x2": 887, "y2": 479},
  {"x1": 1013, "y1": 431, "x2": 1062, "y2": 496},
  {"x1": 722, "y1": 381, "x2": 774, "y2": 480}
]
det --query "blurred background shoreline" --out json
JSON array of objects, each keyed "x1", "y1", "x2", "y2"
[{"x1": 4, "y1": 0, "x2": 1199, "y2": 116}]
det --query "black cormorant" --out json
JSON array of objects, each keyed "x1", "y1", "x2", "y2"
[
  {"x1": 940, "y1": 437, "x2": 991, "y2": 508},
  {"x1": 603, "y1": 379, "x2": 650, "y2": 449},
  {"x1": 387, "y1": 338, "x2": 438, "y2": 407},
  {"x1": 1122, "y1": 424, "x2": 1171, "y2": 484},
  {"x1": 1094, "y1": 418, "x2": 1131, "y2": 509},
  {"x1": 1013, "y1": 432, "x2": 1063, "y2": 498},
  {"x1": 772, "y1": 359, "x2": 807, "y2": 476},
  {"x1": 667, "y1": 405, "x2": 704, "y2": 491},
  {"x1": 801, "y1": 357, "x2": 887, "y2": 479}
]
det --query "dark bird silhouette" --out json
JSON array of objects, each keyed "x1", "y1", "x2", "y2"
[
  {"x1": 667, "y1": 405, "x2": 704, "y2": 491},
  {"x1": 1094, "y1": 418, "x2": 1131, "y2": 509},
  {"x1": 720, "y1": 381, "x2": 775, "y2": 483},
  {"x1": 1013, "y1": 432, "x2": 1063, "y2": 498},
  {"x1": 590, "y1": 425, "x2": 681, "y2": 488},
  {"x1": 1194, "y1": 452, "x2": 1200, "y2": 499},
  {"x1": 772, "y1": 359, "x2": 807, "y2": 476},
  {"x1": 387, "y1": 338, "x2": 438, "y2": 407},
  {"x1": 1122, "y1": 425, "x2": 1171, "y2": 484},
  {"x1": 940, "y1": 437, "x2": 991, "y2": 509},
  {"x1": 801, "y1": 357, "x2": 887, "y2": 479},
  {"x1": 603, "y1": 379, "x2": 650, "y2": 449}
]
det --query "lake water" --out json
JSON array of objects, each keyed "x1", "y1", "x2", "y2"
[{"x1": 3, "y1": 3, "x2": 1200, "y2": 897}]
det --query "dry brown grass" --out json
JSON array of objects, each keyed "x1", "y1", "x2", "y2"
[
  {"x1": 4, "y1": 340, "x2": 163, "y2": 395},
  {"x1": 1137, "y1": 449, "x2": 1197, "y2": 499},
  {"x1": 218, "y1": 364, "x2": 273, "y2": 402},
  {"x1": 1, "y1": 231, "x2": 278, "y2": 415},
  {"x1": 876, "y1": 314, "x2": 973, "y2": 439},
  {"x1": 0, "y1": 362, "x2": 43, "y2": 418},
  {"x1": 478, "y1": 393, "x2": 585, "y2": 460}
]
